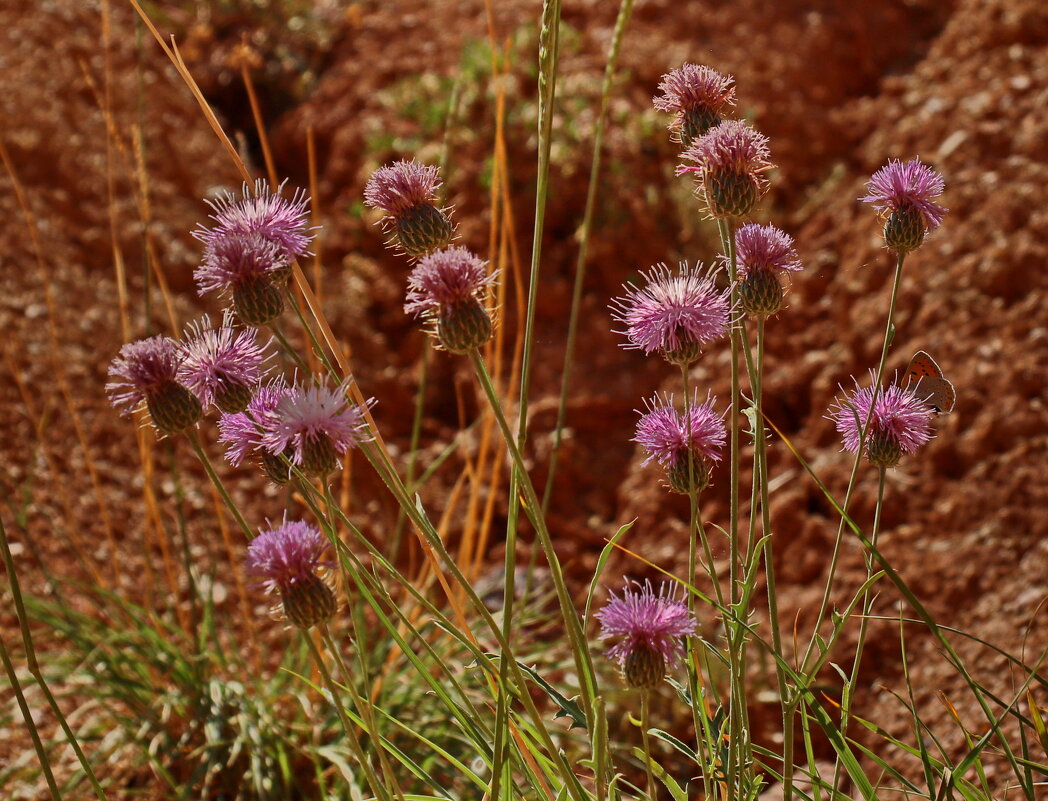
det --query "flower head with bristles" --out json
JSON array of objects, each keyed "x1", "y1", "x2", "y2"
[
  {"x1": 860, "y1": 158, "x2": 946, "y2": 253},
  {"x1": 107, "y1": 336, "x2": 202, "y2": 435},
  {"x1": 635, "y1": 392, "x2": 726, "y2": 493},
  {"x1": 218, "y1": 377, "x2": 291, "y2": 466},
  {"x1": 406, "y1": 246, "x2": 496, "y2": 353},
  {"x1": 610, "y1": 262, "x2": 731, "y2": 366},
  {"x1": 734, "y1": 223, "x2": 803, "y2": 316},
  {"x1": 195, "y1": 179, "x2": 314, "y2": 260},
  {"x1": 365, "y1": 161, "x2": 455, "y2": 258},
  {"x1": 678, "y1": 120, "x2": 773, "y2": 219},
  {"x1": 596, "y1": 580, "x2": 698, "y2": 688},
  {"x1": 177, "y1": 312, "x2": 270, "y2": 413},
  {"x1": 246, "y1": 519, "x2": 335, "y2": 629},
  {"x1": 652, "y1": 64, "x2": 735, "y2": 145},
  {"x1": 262, "y1": 382, "x2": 373, "y2": 478},
  {"x1": 828, "y1": 373, "x2": 934, "y2": 468}
]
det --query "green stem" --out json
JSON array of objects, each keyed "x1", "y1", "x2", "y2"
[
  {"x1": 269, "y1": 321, "x2": 314, "y2": 376},
  {"x1": 469, "y1": 350, "x2": 598, "y2": 726},
  {"x1": 543, "y1": 0, "x2": 635, "y2": 512},
  {"x1": 392, "y1": 344, "x2": 430, "y2": 563},
  {"x1": 187, "y1": 431, "x2": 253, "y2": 540},
  {"x1": 831, "y1": 467, "x2": 886, "y2": 795},
  {"x1": 1, "y1": 517, "x2": 107, "y2": 800},
  {"x1": 716, "y1": 216, "x2": 744, "y2": 801},
  {"x1": 303, "y1": 629, "x2": 391, "y2": 801},
  {"x1": 641, "y1": 691, "x2": 657, "y2": 801},
  {"x1": 800, "y1": 252, "x2": 905, "y2": 676}
]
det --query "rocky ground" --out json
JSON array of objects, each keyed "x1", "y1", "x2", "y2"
[{"x1": 1, "y1": 0, "x2": 1045, "y2": 797}]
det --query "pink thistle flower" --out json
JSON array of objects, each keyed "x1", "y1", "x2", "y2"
[
  {"x1": 364, "y1": 160, "x2": 455, "y2": 258},
  {"x1": 405, "y1": 246, "x2": 496, "y2": 353},
  {"x1": 217, "y1": 377, "x2": 291, "y2": 468},
  {"x1": 635, "y1": 392, "x2": 726, "y2": 493},
  {"x1": 194, "y1": 233, "x2": 289, "y2": 326},
  {"x1": 677, "y1": 120, "x2": 773, "y2": 219},
  {"x1": 828, "y1": 373, "x2": 934, "y2": 468},
  {"x1": 860, "y1": 158, "x2": 946, "y2": 253},
  {"x1": 734, "y1": 223, "x2": 803, "y2": 316},
  {"x1": 262, "y1": 381, "x2": 374, "y2": 478},
  {"x1": 610, "y1": 262, "x2": 731, "y2": 366},
  {"x1": 246, "y1": 519, "x2": 336, "y2": 629},
  {"x1": 735, "y1": 223, "x2": 802, "y2": 278},
  {"x1": 177, "y1": 312, "x2": 270, "y2": 413},
  {"x1": 596, "y1": 580, "x2": 698, "y2": 689},
  {"x1": 194, "y1": 179, "x2": 314, "y2": 260},
  {"x1": 106, "y1": 335, "x2": 201, "y2": 435},
  {"x1": 652, "y1": 63, "x2": 736, "y2": 146}
]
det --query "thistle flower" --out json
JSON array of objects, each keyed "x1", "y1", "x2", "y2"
[
  {"x1": 178, "y1": 313, "x2": 270, "y2": 413},
  {"x1": 106, "y1": 335, "x2": 202, "y2": 435},
  {"x1": 610, "y1": 262, "x2": 731, "y2": 366},
  {"x1": 652, "y1": 63, "x2": 736, "y2": 146},
  {"x1": 635, "y1": 392, "x2": 726, "y2": 494},
  {"x1": 596, "y1": 580, "x2": 697, "y2": 689},
  {"x1": 195, "y1": 178, "x2": 314, "y2": 261},
  {"x1": 405, "y1": 246, "x2": 496, "y2": 354},
  {"x1": 246, "y1": 520, "x2": 336, "y2": 629},
  {"x1": 677, "y1": 120, "x2": 772, "y2": 219},
  {"x1": 364, "y1": 160, "x2": 455, "y2": 258},
  {"x1": 194, "y1": 232, "x2": 289, "y2": 326},
  {"x1": 828, "y1": 374, "x2": 934, "y2": 468},
  {"x1": 217, "y1": 378, "x2": 293, "y2": 482},
  {"x1": 860, "y1": 158, "x2": 946, "y2": 253},
  {"x1": 262, "y1": 381, "x2": 373, "y2": 479},
  {"x1": 734, "y1": 223, "x2": 803, "y2": 317}
]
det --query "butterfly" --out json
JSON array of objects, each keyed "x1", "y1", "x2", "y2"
[{"x1": 903, "y1": 351, "x2": 956, "y2": 414}]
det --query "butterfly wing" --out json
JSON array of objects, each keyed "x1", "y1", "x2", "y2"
[
  {"x1": 910, "y1": 376, "x2": 956, "y2": 414},
  {"x1": 906, "y1": 350, "x2": 943, "y2": 382}
]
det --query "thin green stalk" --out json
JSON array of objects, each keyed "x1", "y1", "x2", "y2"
[
  {"x1": 391, "y1": 344, "x2": 430, "y2": 563},
  {"x1": 269, "y1": 320, "x2": 314, "y2": 376},
  {"x1": 641, "y1": 691, "x2": 657, "y2": 801},
  {"x1": 543, "y1": 0, "x2": 635, "y2": 511},
  {"x1": 303, "y1": 630, "x2": 391, "y2": 801},
  {"x1": 469, "y1": 350, "x2": 598, "y2": 725},
  {"x1": 754, "y1": 316, "x2": 791, "y2": 801},
  {"x1": 186, "y1": 431, "x2": 252, "y2": 540},
  {"x1": 321, "y1": 625, "x2": 405, "y2": 801},
  {"x1": 1, "y1": 517, "x2": 107, "y2": 800},
  {"x1": 830, "y1": 466, "x2": 886, "y2": 796},
  {"x1": 800, "y1": 251, "x2": 905, "y2": 676},
  {"x1": 0, "y1": 635, "x2": 63, "y2": 800},
  {"x1": 354, "y1": 438, "x2": 590, "y2": 801},
  {"x1": 716, "y1": 216, "x2": 745, "y2": 801}
]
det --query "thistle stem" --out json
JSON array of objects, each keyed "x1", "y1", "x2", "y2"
[
  {"x1": 187, "y1": 430, "x2": 253, "y2": 540},
  {"x1": 641, "y1": 691, "x2": 657, "y2": 801}
]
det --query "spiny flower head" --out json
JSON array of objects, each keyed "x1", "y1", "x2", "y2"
[
  {"x1": 610, "y1": 262, "x2": 731, "y2": 366},
  {"x1": 106, "y1": 335, "x2": 202, "y2": 435},
  {"x1": 734, "y1": 223, "x2": 803, "y2": 316},
  {"x1": 860, "y1": 158, "x2": 946, "y2": 253},
  {"x1": 677, "y1": 120, "x2": 772, "y2": 219},
  {"x1": 735, "y1": 223, "x2": 802, "y2": 278},
  {"x1": 194, "y1": 232, "x2": 288, "y2": 296},
  {"x1": 262, "y1": 381, "x2": 373, "y2": 478},
  {"x1": 596, "y1": 580, "x2": 698, "y2": 688},
  {"x1": 652, "y1": 63, "x2": 735, "y2": 145},
  {"x1": 364, "y1": 160, "x2": 443, "y2": 216},
  {"x1": 218, "y1": 377, "x2": 291, "y2": 467},
  {"x1": 195, "y1": 179, "x2": 314, "y2": 260},
  {"x1": 828, "y1": 373, "x2": 934, "y2": 468},
  {"x1": 365, "y1": 160, "x2": 455, "y2": 258},
  {"x1": 245, "y1": 519, "x2": 335, "y2": 629},
  {"x1": 177, "y1": 312, "x2": 270, "y2": 413},
  {"x1": 635, "y1": 392, "x2": 726, "y2": 494},
  {"x1": 406, "y1": 246, "x2": 496, "y2": 353}
]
